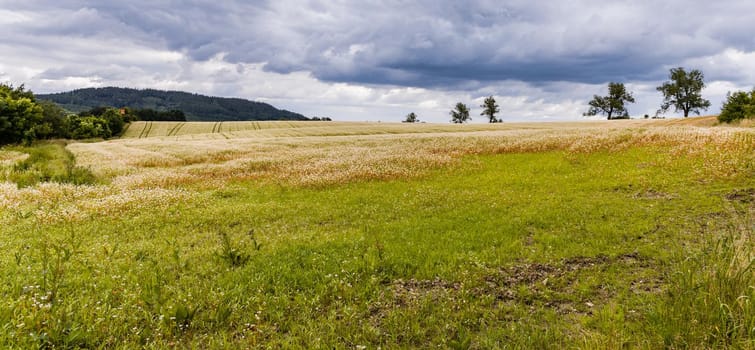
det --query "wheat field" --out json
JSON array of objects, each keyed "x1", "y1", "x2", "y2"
[
  {"x1": 2, "y1": 118, "x2": 749, "y2": 220},
  {"x1": 1, "y1": 117, "x2": 753, "y2": 348},
  {"x1": 120, "y1": 116, "x2": 721, "y2": 139},
  {"x1": 78, "y1": 117, "x2": 749, "y2": 184},
  {"x1": 2, "y1": 118, "x2": 749, "y2": 227}
]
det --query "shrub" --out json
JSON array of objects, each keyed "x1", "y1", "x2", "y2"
[
  {"x1": 718, "y1": 89, "x2": 755, "y2": 123},
  {"x1": 67, "y1": 115, "x2": 111, "y2": 139}
]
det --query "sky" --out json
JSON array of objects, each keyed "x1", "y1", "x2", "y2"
[{"x1": 1, "y1": 1, "x2": 754, "y2": 123}]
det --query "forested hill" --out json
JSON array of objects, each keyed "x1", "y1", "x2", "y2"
[{"x1": 37, "y1": 87, "x2": 309, "y2": 121}]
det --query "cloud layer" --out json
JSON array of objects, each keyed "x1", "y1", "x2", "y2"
[{"x1": 1, "y1": 0, "x2": 754, "y2": 121}]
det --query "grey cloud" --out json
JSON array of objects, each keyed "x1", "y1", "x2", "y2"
[
  {"x1": 36, "y1": 65, "x2": 146, "y2": 81},
  {"x1": 2, "y1": 0, "x2": 754, "y2": 122},
  {"x1": 9, "y1": 0, "x2": 754, "y2": 89}
]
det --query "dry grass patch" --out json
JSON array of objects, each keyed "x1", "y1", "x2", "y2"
[
  {"x1": 0, "y1": 150, "x2": 29, "y2": 165},
  {"x1": 0, "y1": 181, "x2": 196, "y2": 224},
  {"x1": 71, "y1": 124, "x2": 755, "y2": 188},
  {"x1": 6, "y1": 122, "x2": 748, "y2": 227},
  {"x1": 0, "y1": 150, "x2": 29, "y2": 178}
]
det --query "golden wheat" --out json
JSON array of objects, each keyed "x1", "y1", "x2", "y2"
[
  {"x1": 72, "y1": 123, "x2": 755, "y2": 187},
  {"x1": 3, "y1": 122, "x2": 753, "y2": 226}
]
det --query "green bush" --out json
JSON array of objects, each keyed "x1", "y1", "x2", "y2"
[
  {"x1": 718, "y1": 89, "x2": 755, "y2": 123},
  {"x1": 67, "y1": 115, "x2": 111, "y2": 139},
  {"x1": 102, "y1": 108, "x2": 126, "y2": 136}
]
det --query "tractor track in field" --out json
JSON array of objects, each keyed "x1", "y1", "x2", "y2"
[
  {"x1": 137, "y1": 121, "x2": 153, "y2": 139},
  {"x1": 143, "y1": 121, "x2": 153, "y2": 138},
  {"x1": 172, "y1": 122, "x2": 186, "y2": 136},
  {"x1": 211, "y1": 121, "x2": 223, "y2": 134},
  {"x1": 167, "y1": 122, "x2": 186, "y2": 137}
]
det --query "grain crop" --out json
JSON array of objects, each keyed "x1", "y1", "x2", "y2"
[
  {"x1": 1, "y1": 118, "x2": 753, "y2": 348},
  {"x1": 71, "y1": 123, "x2": 755, "y2": 188}
]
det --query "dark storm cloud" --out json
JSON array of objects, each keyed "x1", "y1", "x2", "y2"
[{"x1": 4, "y1": 0, "x2": 755, "y2": 90}]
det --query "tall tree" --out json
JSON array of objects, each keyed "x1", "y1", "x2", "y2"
[
  {"x1": 403, "y1": 112, "x2": 418, "y2": 123},
  {"x1": 0, "y1": 83, "x2": 44, "y2": 145},
  {"x1": 450, "y1": 102, "x2": 471, "y2": 123},
  {"x1": 480, "y1": 96, "x2": 501, "y2": 123},
  {"x1": 656, "y1": 67, "x2": 711, "y2": 117},
  {"x1": 101, "y1": 108, "x2": 126, "y2": 136},
  {"x1": 584, "y1": 82, "x2": 635, "y2": 120},
  {"x1": 37, "y1": 100, "x2": 70, "y2": 139}
]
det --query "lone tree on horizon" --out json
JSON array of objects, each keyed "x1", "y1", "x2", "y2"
[
  {"x1": 403, "y1": 112, "x2": 418, "y2": 123},
  {"x1": 656, "y1": 67, "x2": 711, "y2": 117},
  {"x1": 450, "y1": 103, "x2": 470, "y2": 123},
  {"x1": 480, "y1": 96, "x2": 501, "y2": 123},
  {"x1": 584, "y1": 82, "x2": 635, "y2": 120}
]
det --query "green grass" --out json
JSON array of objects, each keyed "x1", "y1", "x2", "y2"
[
  {"x1": 1, "y1": 141, "x2": 97, "y2": 187},
  {"x1": 1, "y1": 145, "x2": 753, "y2": 348},
  {"x1": 651, "y1": 224, "x2": 754, "y2": 348}
]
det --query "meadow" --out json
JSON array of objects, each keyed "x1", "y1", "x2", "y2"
[{"x1": 0, "y1": 117, "x2": 753, "y2": 348}]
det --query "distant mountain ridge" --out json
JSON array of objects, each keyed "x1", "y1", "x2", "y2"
[{"x1": 37, "y1": 87, "x2": 308, "y2": 121}]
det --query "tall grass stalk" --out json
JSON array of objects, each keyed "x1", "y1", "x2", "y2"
[{"x1": 653, "y1": 211, "x2": 754, "y2": 348}]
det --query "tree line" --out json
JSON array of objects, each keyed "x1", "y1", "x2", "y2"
[
  {"x1": 584, "y1": 67, "x2": 753, "y2": 123},
  {"x1": 403, "y1": 67, "x2": 753, "y2": 124},
  {"x1": 37, "y1": 87, "x2": 309, "y2": 122},
  {"x1": 584, "y1": 67, "x2": 712, "y2": 120},
  {"x1": 0, "y1": 83, "x2": 186, "y2": 145},
  {"x1": 404, "y1": 95, "x2": 501, "y2": 124}
]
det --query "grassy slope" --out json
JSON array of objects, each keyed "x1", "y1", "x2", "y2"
[{"x1": 0, "y1": 121, "x2": 753, "y2": 348}]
